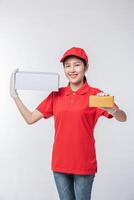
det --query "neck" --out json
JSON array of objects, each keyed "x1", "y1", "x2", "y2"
[{"x1": 70, "y1": 80, "x2": 85, "y2": 91}]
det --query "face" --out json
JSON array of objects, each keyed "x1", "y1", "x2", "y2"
[{"x1": 63, "y1": 56, "x2": 88, "y2": 86}]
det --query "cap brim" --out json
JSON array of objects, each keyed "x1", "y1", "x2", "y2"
[{"x1": 60, "y1": 54, "x2": 83, "y2": 63}]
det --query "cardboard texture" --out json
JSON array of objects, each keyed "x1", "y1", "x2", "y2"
[
  {"x1": 15, "y1": 71, "x2": 59, "y2": 91},
  {"x1": 89, "y1": 95, "x2": 114, "y2": 108}
]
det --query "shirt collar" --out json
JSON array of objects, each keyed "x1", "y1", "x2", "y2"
[{"x1": 64, "y1": 81, "x2": 90, "y2": 95}]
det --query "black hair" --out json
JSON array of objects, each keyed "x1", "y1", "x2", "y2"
[{"x1": 83, "y1": 75, "x2": 87, "y2": 82}]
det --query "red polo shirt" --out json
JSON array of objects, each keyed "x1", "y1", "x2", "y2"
[{"x1": 36, "y1": 82, "x2": 113, "y2": 175}]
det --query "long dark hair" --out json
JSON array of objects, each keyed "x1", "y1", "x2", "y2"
[{"x1": 83, "y1": 75, "x2": 87, "y2": 82}]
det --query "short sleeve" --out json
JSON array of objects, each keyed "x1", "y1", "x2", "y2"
[
  {"x1": 97, "y1": 108, "x2": 113, "y2": 119},
  {"x1": 97, "y1": 102, "x2": 119, "y2": 119},
  {"x1": 36, "y1": 92, "x2": 54, "y2": 119}
]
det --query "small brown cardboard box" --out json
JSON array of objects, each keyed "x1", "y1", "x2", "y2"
[{"x1": 89, "y1": 95, "x2": 114, "y2": 108}]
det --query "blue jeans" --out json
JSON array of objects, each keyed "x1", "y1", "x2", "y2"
[{"x1": 53, "y1": 172, "x2": 95, "y2": 200}]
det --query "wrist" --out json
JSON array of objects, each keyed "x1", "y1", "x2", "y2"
[
  {"x1": 107, "y1": 108, "x2": 117, "y2": 115},
  {"x1": 12, "y1": 93, "x2": 18, "y2": 99}
]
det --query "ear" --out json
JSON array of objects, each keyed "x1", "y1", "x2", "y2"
[{"x1": 85, "y1": 64, "x2": 89, "y2": 72}]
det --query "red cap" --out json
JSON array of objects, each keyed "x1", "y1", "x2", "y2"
[{"x1": 60, "y1": 47, "x2": 88, "y2": 64}]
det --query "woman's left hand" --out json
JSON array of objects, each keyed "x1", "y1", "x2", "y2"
[{"x1": 97, "y1": 92, "x2": 117, "y2": 115}]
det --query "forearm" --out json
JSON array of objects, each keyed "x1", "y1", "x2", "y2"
[
  {"x1": 13, "y1": 96, "x2": 33, "y2": 124},
  {"x1": 10, "y1": 69, "x2": 43, "y2": 124},
  {"x1": 112, "y1": 109, "x2": 127, "y2": 122}
]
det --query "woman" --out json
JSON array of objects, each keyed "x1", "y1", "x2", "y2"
[{"x1": 10, "y1": 47, "x2": 127, "y2": 200}]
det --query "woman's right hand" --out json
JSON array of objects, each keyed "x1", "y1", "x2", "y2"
[{"x1": 10, "y1": 68, "x2": 19, "y2": 98}]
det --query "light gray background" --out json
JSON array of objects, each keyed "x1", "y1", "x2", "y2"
[{"x1": 0, "y1": 0, "x2": 134, "y2": 199}]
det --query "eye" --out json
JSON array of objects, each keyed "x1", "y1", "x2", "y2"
[
  {"x1": 74, "y1": 63, "x2": 80, "y2": 66},
  {"x1": 65, "y1": 65, "x2": 70, "y2": 68},
  {"x1": 65, "y1": 64, "x2": 71, "y2": 68}
]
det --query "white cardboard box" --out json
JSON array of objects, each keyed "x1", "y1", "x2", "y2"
[{"x1": 15, "y1": 71, "x2": 60, "y2": 91}]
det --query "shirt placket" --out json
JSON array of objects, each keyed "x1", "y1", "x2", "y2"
[{"x1": 70, "y1": 92, "x2": 77, "y2": 104}]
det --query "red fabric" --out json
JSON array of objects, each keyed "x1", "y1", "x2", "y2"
[
  {"x1": 36, "y1": 82, "x2": 113, "y2": 175},
  {"x1": 60, "y1": 47, "x2": 88, "y2": 64}
]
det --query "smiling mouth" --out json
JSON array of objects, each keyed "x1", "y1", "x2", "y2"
[{"x1": 69, "y1": 74, "x2": 78, "y2": 78}]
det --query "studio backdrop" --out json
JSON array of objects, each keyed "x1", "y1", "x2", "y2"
[{"x1": 0, "y1": 0, "x2": 134, "y2": 199}]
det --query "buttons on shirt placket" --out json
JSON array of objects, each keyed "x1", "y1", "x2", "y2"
[{"x1": 70, "y1": 92, "x2": 76, "y2": 104}]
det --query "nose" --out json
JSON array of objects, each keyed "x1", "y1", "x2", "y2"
[{"x1": 70, "y1": 65, "x2": 76, "y2": 72}]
